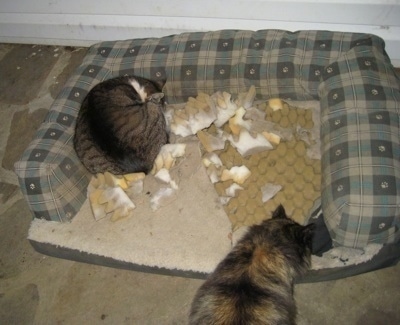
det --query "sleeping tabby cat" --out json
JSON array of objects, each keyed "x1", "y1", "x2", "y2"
[
  {"x1": 74, "y1": 75, "x2": 168, "y2": 175},
  {"x1": 189, "y1": 205, "x2": 315, "y2": 325}
]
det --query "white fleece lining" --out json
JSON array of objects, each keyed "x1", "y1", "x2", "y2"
[{"x1": 28, "y1": 141, "x2": 233, "y2": 274}]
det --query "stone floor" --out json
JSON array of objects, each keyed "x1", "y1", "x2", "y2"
[{"x1": 0, "y1": 43, "x2": 400, "y2": 324}]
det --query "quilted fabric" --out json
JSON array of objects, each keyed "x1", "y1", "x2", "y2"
[{"x1": 14, "y1": 29, "x2": 400, "y2": 249}]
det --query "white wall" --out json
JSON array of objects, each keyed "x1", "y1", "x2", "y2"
[{"x1": 0, "y1": 0, "x2": 399, "y2": 65}]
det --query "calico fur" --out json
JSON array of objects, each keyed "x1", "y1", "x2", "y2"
[
  {"x1": 189, "y1": 205, "x2": 315, "y2": 325},
  {"x1": 74, "y1": 75, "x2": 168, "y2": 175}
]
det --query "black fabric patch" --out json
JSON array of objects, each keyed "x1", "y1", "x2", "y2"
[
  {"x1": 214, "y1": 65, "x2": 231, "y2": 80},
  {"x1": 60, "y1": 157, "x2": 75, "y2": 178},
  {"x1": 364, "y1": 84, "x2": 386, "y2": 101},
  {"x1": 154, "y1": 45, "x2": 169, "y2": 54},
  {"x1": 327, "y1": 88, "x2": 345, "y2": 107},
  {"x1": 314, "y1": 40, "x2": 332, "y2": 51},
  {"x1": 309, "y1": 64, "x2": 324, "y2": 81},
  {"x1": 249, "y1": 38, "x2": 266, "y2": 50},
  {"x1": 356, "y1": 57, "x2": 378, "y2": 71},
  {"x1": 44, "y1": 128, "x2": 62, "y2": 141},
  {"x1": 64, "y1": 203, "x2": 78, "y2": 221},
  {"x1": 331, "y1": 177, "x2": 351, "y2": 200},
  {"x1": 28, "y1": 149, "x2": 49, "y2": 162},
  {"x1": 180, "y1": 65, "x2": 198, "y2": 81},
  {"x1": 244, "y1": 64, "x2": 260, "y2": 80},
  {"x1": 67, "y1": 87, "x2": 88, "y2": 103},
  {"x1": 276, "y1": 62, "x2": 295, "y2": 79},
  {"x1": 82, "y1": 65, "x2": 101, "y2": 78},
  {"x1": 371, "y1": 140, "x2": 393, "y2": 158},
  {"x1": 33, "y1": 210, "x2": 52, "y2": 221},
  {"x1": 123, "y1": 46, "x2": 141, "y2": 57},
  {"x1": 373, "y1": 175, "x2": 396, "y2": 195},
  {"x1": 322, "y1": 62, "x2": 341, "y2": 80},
  {"x1": 280, "y1": 38, "x2": 297, "y2": 49},
  {"x1": 329, "y1": 143, "x2": 349, "y2": 163},
  {"x1": 370, "y1": 216, "x2": 395, "y2": 235},
  {"x1": 97, "y1": 47, "x2": 112, "y2": 57},
  {"x1": 56, "y1": 113, "x2": 74, "y2": 127},
  {"x1": 307, "y1": 207, "x2": 333, "y2": 256},
  {"x1": 150, "y1": 67, "x2": 167, "y2": 82},
  {"x1": 185, "y1": 40, "x2": 202, "y2": 52},
  {"x1": 368, "y1": 111, "x2": 390, "y2": 125},
  {"x1": 25, "y1": 177, "x2": 42, "y2": 195},
  {"x1": 329, "y1": 115, "x2": 348, "y2": 131},
  {"x1": 217, "y1": 38, "x2": 234, "y2": 51},
  {"x1": 350, "y1": 37, "x2": 373, "y2": 49}
]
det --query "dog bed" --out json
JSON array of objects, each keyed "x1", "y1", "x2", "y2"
[{"x1": 15, "y1": 30, "x2": 400, "y2": 281}]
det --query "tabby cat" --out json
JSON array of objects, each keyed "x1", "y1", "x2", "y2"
[
  {"x1": 74, "y1": 75, "x2": 168, "y2": 175},
  {"x1": 189, "y1": 205, "x2": 315, "y2": 325}
]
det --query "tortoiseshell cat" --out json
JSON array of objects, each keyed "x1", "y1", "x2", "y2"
[
  {"x1": 74, "y1": 75, "x2": 168, "y2": 175},
  {"x1": 190, "y1": 205, "x2": 315, "y2": 325}
]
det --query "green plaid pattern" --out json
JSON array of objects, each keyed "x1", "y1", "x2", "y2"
[
  {"x1": 14, "y1": 29, "x2": 400, "y2": 249},
  {"x1": 14, "y1": 123, "x2": 91, "y2": 222},
  {"x1": 319, "y1": 43, "x2": 400, "y2": 248},
  {"x1": 65, "y1": 30, "x2": 383, "y2": 105}
]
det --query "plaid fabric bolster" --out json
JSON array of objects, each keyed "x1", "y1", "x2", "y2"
[
  {"x1": 14, "y1": 123, "x2": 90, "y2": 222},
  {"x1": 13, "y1": 29, "x2": 400, "y2": 245},
  {"x1": 92, "y1": 30, "x2": 385, "y2": 104},
  {"x1": 319, "y1": 44, "x2": 400, "y2": 248}
]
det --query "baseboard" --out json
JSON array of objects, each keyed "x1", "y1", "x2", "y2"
[{"x1": 1, "y1": 0, "x2": 399, "y2": 65}]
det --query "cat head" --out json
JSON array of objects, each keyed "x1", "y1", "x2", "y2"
[
  {"x1": 262, "y1": 204, "x2": 315, "y2": 271},
  {"x1": 270, "y1": 205, "x2": 315, "y2": 243}
]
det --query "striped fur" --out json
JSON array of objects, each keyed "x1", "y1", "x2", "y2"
[
  {"x1": 73, "y1": 75, "x2": 168, "y2": 175},
  {"x1": 190, "y1": 205, "x2": 315, "y2": 325}
]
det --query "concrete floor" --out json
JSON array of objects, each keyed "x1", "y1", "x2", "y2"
[{"x1": 0, "y1": 43, "x2": 400, "y2": 325}]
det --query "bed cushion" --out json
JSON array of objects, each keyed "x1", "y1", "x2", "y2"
[
  {"x1": 319, "y1": 40, "x2": 400, "y2": 247},
  {"x1": 14, "y1": 29, "x2": 400, "y2": 249}
]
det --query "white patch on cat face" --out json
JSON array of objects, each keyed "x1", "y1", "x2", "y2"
[{"x1": 129, "y1": 79, "x2": 148, "y2": 102}]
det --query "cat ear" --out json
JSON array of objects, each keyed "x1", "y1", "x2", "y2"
[
  {"x1": 272, "y1": 204, "x2": 286, "y2": 219},
  {"x1": 148, "y1": 92, "x2": 165, "y2": 103}
]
